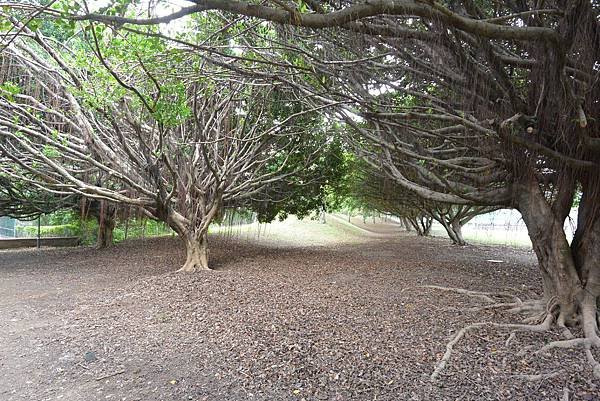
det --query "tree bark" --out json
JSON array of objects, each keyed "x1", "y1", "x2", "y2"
[
  {"x1": 570, "y1": 179, "x2": 600, "y2": 343},
  {"x1": 166, "y1": 206, "x2": 220, "y2": 272},
  {"x1": 96, "y1": 201, "x2": 116, "y2": 249},
  {"x1": 96, "y1": 216, "x2": 115, "y2": 249},
  {"x1": 451, "y1": 220, "x2": 467, "y2": 246},
  {"x1": 436, "y1": 216, "x2": 467, "y2": 246},
  {"x1": 517, "y1": 178, "x2": 582, "y2": 325},
  {"x1": 180, "y1": 232, "x2": 210, "y2": 272}
]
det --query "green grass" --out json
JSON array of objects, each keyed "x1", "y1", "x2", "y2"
[
  {"x1": 430, "y1": 226, "x2": 532, "y2": 248},
  {"x1": 210, "y1": 215, "x2": 365, "y2": 247}
]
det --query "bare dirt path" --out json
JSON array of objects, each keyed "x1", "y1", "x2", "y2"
[{"x1": 0, "y1": 219, "x2": 597, "y2": 401}]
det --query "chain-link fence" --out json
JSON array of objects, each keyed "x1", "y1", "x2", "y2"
[{"x1": 0, "y1": 216, "x2": 16, "y2": 238}]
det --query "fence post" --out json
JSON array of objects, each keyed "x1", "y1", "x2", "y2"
[{"x1": 36, "y1": 215, "x2": 41, "y2": 248}]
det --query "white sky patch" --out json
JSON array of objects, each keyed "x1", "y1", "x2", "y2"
[
  {"x1": 336, "y1": 108, "x2": 364, "y2": 124},
  {"x1": 368, "y1": 79, "x2": 404, "y2": 96},
  {"x1": 86, "y1": 0, "x2": 191, "y2": 34},
  {"x1": 229, "y1": 39, "x2": 244, "y2": 56},
  {"x1": 156, "y1": 0, "x2": 192, "y2": 35}
]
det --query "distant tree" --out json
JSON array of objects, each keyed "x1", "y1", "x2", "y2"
[
  {"x1": 356, "y1": 166, "x2": 495, "y2": 244},
  {"x1": 0, "y1": 19, "x2": 336, "y2": 270}
]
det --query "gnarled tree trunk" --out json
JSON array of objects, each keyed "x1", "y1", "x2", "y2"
[
  {"x1": 516, "y1": 176, "x2": 597, "y2": 331},
  {"x1": 181, "y1": 232, "x2": 210, "y2": 272},
  {"x1": 167, "y1": 210, "x2": 214, "y2": 272},
  {"x1": 408, "y1": 215, "x2": 432, "y2": 236},
  {"x1": 571, "y1": 178, "x2": 600, "y2": 344},
  {"x1": 438, "y1": 217, "x2": 467, "y2": 246},
  {"x1": 451, "y1": 220, "x2": 467, "y2": 246},
  {"x1": 96, "y1": 201, "x2": 116, "y2": 249},
  {"x1": 97, "y1": 215, "x2": 115, "y2": 248}
]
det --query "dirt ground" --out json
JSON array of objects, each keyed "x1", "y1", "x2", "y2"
[{"x1": 1, "y1": 218, "x2": 598, "y2": 401}]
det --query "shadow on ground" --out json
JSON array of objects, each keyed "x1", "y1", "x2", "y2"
[{"x1": 0, "y1": 218, "x2": 597, "y2": 401}]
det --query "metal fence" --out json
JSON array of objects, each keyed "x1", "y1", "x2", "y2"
[{"x1": 0, "y1": 217, "x2": 16, "y2": 238}]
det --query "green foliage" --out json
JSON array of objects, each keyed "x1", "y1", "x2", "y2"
[
  {"x1": 42, "y1": 209, "x2": 79, "y2": 225},
  {"x1": 42, "y1": 144, "x2": 60, "y2": 158},
  {"x1": 326, "y1": 154, "x2": 379, "y2": 217},
  {"x1": 112, "y1": 219, "x2": 173, "y2": 243},
  {"x1": 151, "y1": 81, "x2": 191, "y2": 127},
  {"x1": 16, "y1": 210, "x2": 172, "y2": 244},
  {"x1": 251, "y1": 133, "x2": 348, "y2": 223},
  {"x1": 0, "y1": 81, "x2": 21, "y2": 102},
  {"x1": 16, "y1": 223, "x2": 79, "y2": 237}
]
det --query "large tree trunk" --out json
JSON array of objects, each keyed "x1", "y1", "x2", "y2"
[
  {"x1": 438, "y1": 216, "x2": 467, "y2": 246},
  {"x1": 166, "y1": 203, "x2": 221, "y2": 272},
  {"x1": 451, "y1": 220, "x2": 467, "y2": 246},
  {"x1": 408, "y1": 216, "x2": 432, "y2": 236},
  {"x1": 421, "y1": 216, "x2": 432, "y2": 236},
  {"x1": 180, "y1": 232, "x2": 210, "y2": 272},
  {"x1": 571, "y1": 178, "x2": 600, "y2": 344},
  {"x1": 96, "y1": 201, "x2": 116, "y2": 249},
  {"x1": 96, "y1": 216, "x2": 115, "y2": 248},
  {"x1": 517, "y1": 177, "x2": 582, "y2": 326}
]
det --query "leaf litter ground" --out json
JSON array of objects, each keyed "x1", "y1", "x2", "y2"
[{"x1": 0, "y1": 217, "x2": 598, "y2": 401}]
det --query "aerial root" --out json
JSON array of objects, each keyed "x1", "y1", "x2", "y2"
[
  {"x1": 431, "y1": 314, "x2": 554, "y2": 381},
  {"x1": 414, "y1": 285, "x2": 521, "y2": 304}
]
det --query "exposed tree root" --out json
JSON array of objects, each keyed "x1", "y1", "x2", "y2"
[
  {"x1": 506, "y1": 299, "x2": 546, "y2": 314},
  {"x1": 428, "y1": 287, "x2": 600, "y2": 381},
  {"x1": 539, "y1": 338, "x2": 600, "y2": 378},
  {"x1": 539, "y1": 338, "x2": 588, "y2": 353},
  {"x1": 464, "y1": 302, "x2": 521, "y2": 313},
  {"x1": 505, "y1": 332, "x2": 516, "y2": 346},
  {"x1": 414, "y1": 285, "x2": 521, "y2": 304},
  {"x1": 510, "y1": 371, "x2": 563, "y2": 381},
  {"x1": 585, "y1": 348, "x2": 600, "y2": 378},
  {"x1": 562, "y1": 387, "x2": 570, "y2": 401},
  {"x1": 431, "y1": 315, "x2": 553, "y2": 381}
]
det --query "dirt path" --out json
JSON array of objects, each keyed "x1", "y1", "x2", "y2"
[{"x1": 0, "y1": 221, "x2": 597, "y2": 401}]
